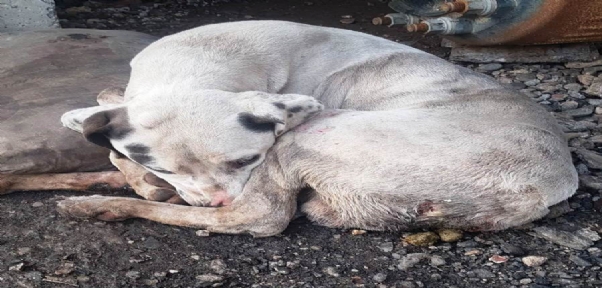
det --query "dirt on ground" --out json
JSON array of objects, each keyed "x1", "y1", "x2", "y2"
[{"x1": 2, "y1": 1, "x2": 602, "y2": 288}]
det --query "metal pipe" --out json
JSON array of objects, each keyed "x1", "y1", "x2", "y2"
[
  {"x1": 372, "y1": 13, "x2": 420, "y2": 27},
  {"x1": 408, "y1": 17, "x2": 474, "y2": 35}
]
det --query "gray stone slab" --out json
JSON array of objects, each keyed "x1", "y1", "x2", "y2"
[{"x1": 0, "y1": 0, "x2": 60, "y2": 32}]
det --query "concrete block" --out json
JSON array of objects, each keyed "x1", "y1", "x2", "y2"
[{"x1": 0, "y1": 0, "x2": 60, "y2": 32}]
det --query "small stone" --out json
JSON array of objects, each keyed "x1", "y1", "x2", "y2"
[
  {"x1": 196, "y1": 230, "x2": 210, "y2": 237},
  {"x1": 576, "y1": 149, "x2": 602, "y2": 170},
  {"x1": 575, "y1": 227, "x2": 601, "y2": 241},
  {"x1": 373, "y1": 272, "x2": 387, "y2": 283},
  {"x1": 560, "y1": 100, "x2": 579, "y2": 110},
  {"x1": 489, "y1": 255, "x2": 509, "y2": 263},
  {"x1": 532, "y1": 226, "x2": 595, "y2": 250},
  {"x1": 578, "y1": 74, "x2": 595, "y2": 86},
  {"x1": 168, "y1": 270, "x2": 179, "y2": 274},
  {"x1": 569, "y1": 255, "x2": 592, "y2": 267},
  {"x1": 584, "y1": 66, "x2": 602, "y2": 75},
  {"x1": 399, "y1": 281, "x2": 416, "y2": 288},
  {"x1": 17, "y1": 247, "x2": 31, "y2": 255},
  {"x1": 596, "y1": 107, "x2": 602, "y2": 114},
  {"x1": 142, "y1": 237, "x2": 161, "y2": 249},
  {"x1": 398, "y1": 253, "x2": 428, "y2": 270},
  {"x1": 457, "y1": 240, "x2": 478, "y2": 248},
  {"x1": 580, "y1": 174, "x2": 602, "y2": 190},
  {"x1": 403, "y1": 232, "x2": 440, "y2": 247},
  {"x1": 9, "y1": 263, "x2": 24, "y2": 271},
  {"x1": 210, "y1": 259, "x2": 227, "y2": 275},
  {"x1": 522, "y1": 255, "x2": 548, "y2": 267},
  {"x1": 437, "y1": 229, "x2": 463, "y2": 242},
  {"x1": 585, "y1": 77, "x2": 602, "y2": 97},
  {"x1": 126, "y1": 271, "x2": 140, "y2": 279},
  {"x1": 54, "y1": 262, "x2": 75, "y2": 275},
  {"x1": 191, "y1": 255, "x2": 200, "y2": 261},
  {"x1": 464, "y1": 249, "x2": 482, "y2": 256},
  {"x1": 195, "y1": 274, "x2": 224, "y2": 284},
  {"x1": 564, "y1": 83, "x2": 583, "y2": 91},
  {"x1": 500, "y1": 243, "x2": 526, "y2": 256},
  {"x1": 519, "y1": 278, "x2": 533, "y2": 285},
  {"x1": 478, "y1": 63, "x2": 503, "y2": 72},
  {"x1": 351, "y1": 229, "x2": 366, "y2": 235},
  {"x1": 525, "y1": 79, "x2": 540, "y2": 87},
  {"x1": 566, "y1": 59, "x2": 602, "y2": 69},
  {"x1": 429, "y1": 255, "x2": 446, "y2": 266},
  {"x1": 323, "y1": 266, "x2": 340, "y2": 277},
  {"x1": 550, "y1": 93, "x2": 568, "y2": 101},
  {"x1": 142, "y1": 279, "x2": 159, "y2": 285},
  {"x1": 31, "y1": 202, "x2": 43, "y2": 207},
  {"x1": 378, "y1": 242, "x2": 394, "y2": 253},
  {"x1": 474, "y1": 269, "x2": 495, "y2": 278},
  {"x1": 563, "y1": 106, "x2": 594, "y2": 117}
]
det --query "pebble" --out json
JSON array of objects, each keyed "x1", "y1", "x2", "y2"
[
  {"x1": 569, "y1": 255, "x2": 592, "y2": 267},
  {"x1": 532, "y1": 226, "x2": 595, "y2": 250},
  {"x1": 564, "y1": 83, "x2": 583, "y2": 91},
  {"x1": 522, "y1": 256, "x2": 548, "y2": 267},
  {"x1": 142, "y1": 237, "x2": 161, "y2": 249},
  {"x1": 351, "y1": 229, "x2": 367, "y2": 235},
  {"x1": 563, "y1": 106, "x2": 594, "y2": 117},
  {"x1": 575, "y1": 149, "x2": 602, "y2": 170},
  {"x1": 519, "y1": 278, "x2": 533, "y2": 285},
  {"x1": 585, "y1": 76, "x2": 602, "y2": 97},
  {"x1": 403, "y1": 232, "x2": 440, "y2": 246},
  {"x1": 429, "y1": 255, "x2": 446, "y2": 266},
  {"x1": 489, "y1": 255, "x2": 509, "y2": 263},
  {"x1": 323, "y1": 266, "x2": 340, "y2": 277},
  {"x1": 210, "y1": 259, "x2": 227, "y2": 275},
  {"x1": 195, "y1": 274, "x2": 224, "y2": 284},
  {"x1": 524, "y1": 79, "x2": 540, "y2": 86},
  {"x1": 195, "y1": 230, "x2": 210, "y2": 237},
  {"x1": 560, "y1": 100, "x2": 579, "y2": 110},
  {"x1": 473, "y1": 268, "x2": 495, "y2": 278},
  {"x1": 478, "y1": 63, "x2": 503, "y2": 72},
  {"x1": 125, "y1": 271, "x2": 140, "y2": 279},
  {"x1": 373, "y1": 272, "x2": 387, "y2": 283},
  {"x1": 578, "y1": 74, "x2": 595, "y2": 86},
  {"x1": 500, "y1": 243, "x2": 526, "y2": 256},
  {"x1": 378, "y1": 242, "x2": 394, "y2": 252},
  {"x1": 566, "y1": 59, "x2": 602, "y2": 68},
  {"x1": 31, "y1": 202, "x2": 44, "y2": 207},
  {"x1": 398, "y1": 253, "x2": 428, "y2": 270},
  {"x1": 437, "y1": 229, "x2": 463, "y2": 242}
]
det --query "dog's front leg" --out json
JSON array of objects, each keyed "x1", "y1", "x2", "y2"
[
  {"x1": 56, "y1": 160, "x2": 300, "y2": 237},
  {"x1": 109, "y1": 151, "x2": 185, "y2": 204}
]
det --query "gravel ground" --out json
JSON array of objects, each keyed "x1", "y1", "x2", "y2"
[{"x1": 2, "y1": 1, "x2": 602, "y2": 287}]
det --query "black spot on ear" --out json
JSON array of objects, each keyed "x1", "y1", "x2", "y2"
[
  {"x1": 273, "y1": 102, "x2": 286, "y2": 109},
  {"x1": 125, "y1": 143, "x2": 150, "y2": 154},
  {"x1": 238, "y1": 113, "x2": 277, "y2": 133},
  {"x1": 82, "y1": 108, "x2": 132, "y2": 151},
  {"x1": 288, "y1": 106, "x2": 303, "y2": 113}
]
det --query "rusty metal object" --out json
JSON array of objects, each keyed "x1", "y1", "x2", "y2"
[
  {"x1": 407, "y1": 22, "x2": 429, "y2": 33},
  {"x1": 439, "y1": 1, "x2": 467, "y2": 14},
  {"x1": 446, "y1": 0, "x2": 602, "y2": 45},
  {"x1": 372, "y1": 16, "x2": 392, "y2": 26}
]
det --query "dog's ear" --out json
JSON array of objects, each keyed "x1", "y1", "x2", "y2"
[
  {"x1": 82, "y1": 107, "x2": 132, "y2": 151},
  {"x1": 238, "y1": 92, "x2": 324, "y2": 136},
  {"x1": 96, "y1": 87, "x2": 125, "y2": 105}
]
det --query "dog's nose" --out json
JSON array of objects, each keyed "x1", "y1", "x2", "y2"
[{"x1": 210, "y1": 190, "x2": 233, "y2": 207}]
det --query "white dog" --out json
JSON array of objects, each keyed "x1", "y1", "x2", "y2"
[{"x1": 52, "y1": 21, "x2": 577, "y2": 236}]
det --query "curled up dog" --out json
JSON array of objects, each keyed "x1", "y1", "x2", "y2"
[{"x1": 11, "y1": 21, "x2": 579, "y2": 237}]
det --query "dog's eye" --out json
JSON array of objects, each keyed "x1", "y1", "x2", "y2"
[{"x1": 227, "y1": 154, "x2": 261, "y2": 169}]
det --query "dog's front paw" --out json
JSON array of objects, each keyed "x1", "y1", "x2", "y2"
[{"x1": 57, "y1": 195, "x2": 129, "y2": 221}]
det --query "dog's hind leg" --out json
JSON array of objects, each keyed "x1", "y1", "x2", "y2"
[
  {"x1": 109, "y1": 152, "x2": 185, "y2": 204},
  {"x1": 0, "y1": 171, "x2": 127, "y2": 195}
]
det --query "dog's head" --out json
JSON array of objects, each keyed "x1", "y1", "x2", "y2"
[{"x1": 63, "y1": 90, "x2": 322, "y2": 206}]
